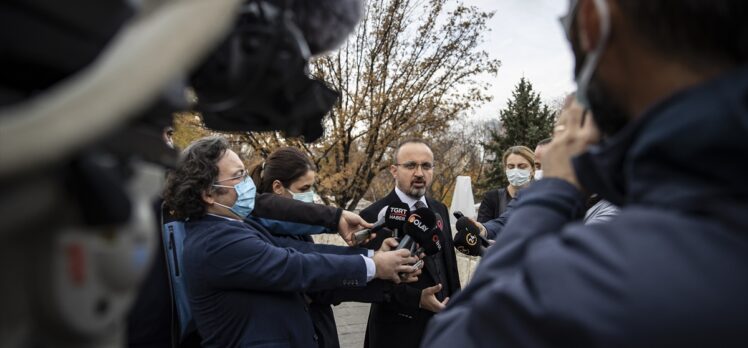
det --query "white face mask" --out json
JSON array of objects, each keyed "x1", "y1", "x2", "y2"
[
  {"x1": 287, "y1": 188, "x2": 315, "y2": 204},
  {"x1": 534, "y1": 169, "x2": 543, "y2": 180},
  {"x1": 506, "y1": 168, "x2": 532, "y2": 187}
]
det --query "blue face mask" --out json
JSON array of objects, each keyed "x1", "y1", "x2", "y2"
[
  {"x1": 213, "y1": 175, "x2": 256, "y2": 219},
  {"x1": 287, "y1": 188, "x2": 315, "y2": 204}
]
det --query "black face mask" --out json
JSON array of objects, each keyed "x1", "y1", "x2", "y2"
[{"x1": 566, "y1": 2, "x2": 630, "y2": 138}]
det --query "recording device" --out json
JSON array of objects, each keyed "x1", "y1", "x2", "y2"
[
  {"x1": 453, "y1": 211, "x2": 490, "y2": 246},
  {"x1": 191, "y1": 0, "x2": 364, "y2": 141},
  {"x1": 396, "y1": 207, "x2": 437, "y2": 275},
  {"x1": 0, "y1": 0, "x2": 365, "y2": 345},
  {"x1": 353, "y1": 202, "x2": 410, "y2": 244},
  {"x1": 397, "y1": 208, "x2": 437, "y2": 253},
  {"x1": 453, "y1": 211, "x2": 489, "y2": 256},
  {"x1": 406, "y1": 222, "x2": 443, "y2": 257}
]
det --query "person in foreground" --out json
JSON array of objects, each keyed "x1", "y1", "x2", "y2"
[
  {"x1": 163, "y1": 136, "x2": 420, "y2": 348},
  {"x1": 422, "y1": 0, "x2": 748, "y2": 346}
]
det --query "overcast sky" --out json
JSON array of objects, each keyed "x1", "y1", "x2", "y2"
[{"x1": 466, "y1": 0, "x2": 575, "y2": 120}]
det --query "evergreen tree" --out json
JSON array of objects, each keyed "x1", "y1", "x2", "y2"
[{"x1": 482, "y1": 77, "x2": 555, "y2": 189}]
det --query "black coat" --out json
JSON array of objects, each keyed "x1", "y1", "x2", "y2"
[
  {"x1": 476, "y1": 187, "x2": 512, "y2": 223},
  {"x1": 360, "y1": 190, "x2": 461, "y2": 348},
  {"x1": 422, "y1": 67, "x2": 748, "y2": 347}
]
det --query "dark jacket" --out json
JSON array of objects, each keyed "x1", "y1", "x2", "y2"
[
  {"x1": 361, "y1": 190, "x2": 461, "y2": 348},
  {"x1": 421, "y1": 67, "x2": 748, "y2": 347},
  {"x1": 476, "y1": 187, "x2": 512, "y2": 223},
  {"x1": 277, "y1": 233, "x2": 390, "y2": 348},
  {"x1": 183, "y1": 215, "x2": 368, "y2": 348},
  {"x1": 127, "y1": 194, "x2": 343, "y2": 348}
]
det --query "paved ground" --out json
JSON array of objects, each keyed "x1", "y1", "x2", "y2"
[{"x1": 333, "y1": 302, "x2": 370, "y2": 348}]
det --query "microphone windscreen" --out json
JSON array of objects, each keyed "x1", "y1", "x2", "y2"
[
  {"x1": 403, "y1": 208, "x2": 436, "y2": 235},
  {"x1": 417, "y1": 227, "x2": 443, "y2": 256},
  {"x1": 404, "y1": 208, "x2": 441, "y2": 255},
  {"x1": 282, "y1": 0, "x2": 364, "y2": 55},
  {"x1": 454, "y1": 217, "x2": 482, "y2": 256},
  {"x1": 385, "y1": 202, "x2": 411, "y2": 231}
]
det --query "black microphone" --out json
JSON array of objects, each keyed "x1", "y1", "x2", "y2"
[
  {"x1": 397, "y1": 207, "x2": 436, "y2": 276},
  {"x1": 282, "y1": 0, "x2": 365, "y2": 55},
  {"x1": 409, "y1": 226, "x2": 442, "y2": 256},
  {"x1": 384, "y1": 202, "x2": 411, "y2": 238},
  {"x1": 398, "y1": 208, "x2": 437, "y2": 252},
  {"x1": 453, "y1": 211, "x2": 490, "y2": 247},
  {"x1": 415, "y1": 212, "x2": 446, "y2": 256},
  {"x1": 353, "y1": 202, "x2": 410, "y2": 244},
  {"x1": 453, "y1": 214, "x2": 487, "y2": 256}
]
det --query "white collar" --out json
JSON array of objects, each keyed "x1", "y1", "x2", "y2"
[{"x1": 394, "y1": 186, "x2": 428, "y2": 211}]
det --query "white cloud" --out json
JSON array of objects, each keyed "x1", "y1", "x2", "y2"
[{"x1": 466, "y1": 0, "x2": 575, "y2": 120}]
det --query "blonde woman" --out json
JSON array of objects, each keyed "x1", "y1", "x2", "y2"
[{"x1": 477, "y1": 146, "x2": 536, "y2": 223}]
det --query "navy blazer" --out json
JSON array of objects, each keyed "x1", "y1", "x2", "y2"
[{"x1": 183, "y1": 215, "x2": 368, "y2": 348}]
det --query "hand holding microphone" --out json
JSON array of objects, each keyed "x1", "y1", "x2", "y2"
[
  {"x1": 353, "y1": 202, "x2": 410, "y2": 244},
  {"x1": 453, "y1": 211, "x2": 490, "y2": 256},
  {"x1": 339, "y1": 211, "x2": 373, "y2": 246},
  {"x1": 372, "y1": 237, "x2": 420, "y2": 284}
]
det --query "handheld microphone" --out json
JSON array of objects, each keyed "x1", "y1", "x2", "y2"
[
  {"x1": 453, "y1": 211, "x2": 490, "y2": 247},
  {"x1": 397, "y1": 207, "x2": 436, "y2": 276},
  {"x1": 353, "y1": 202, "x2": 410, "y2": 244},
  {"x1": 453, "y1": 212, "x2": 487, "y2": 256},
  {"x1": 409, "y1": 226, "x2": 442, "y2": 256},
  {"x1": 412, "y1": 211, "x2": 445, "y2": 256},
  {"x1": 398, "y1": 208, "x2": 437, "y2": 253}
]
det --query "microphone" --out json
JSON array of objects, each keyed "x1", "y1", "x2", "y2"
[
  {"x1": 453, "y1": 212, "x2": 487, "y2": 256},
  {"x1": 384, "y1": 202, "x2": 411, "y2": 238},
  {"x1": 409, "y1": 226, "x2": 442, "y2": 257},
  {"x1": 414, "y1": 211, "x2": 446, "y2": 256},
  {"x1": 282, "y1": 0, "x2": 365, "y2": 56},
  {"x1": 453, "y1": 211, "x2": 490, "y2": 247},
  {"x1": 353, "y1": 202, "x2": 410, "y2": 244},
  {"x1": 398, "y1": 208, "x2": 437, "y2": 253},
  {"x1": 397, "y1": 207, "x2": 436, "y2": 276}
]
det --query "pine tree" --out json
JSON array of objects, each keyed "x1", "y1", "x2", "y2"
[{"x1": 482, "y1": 77, "x2": 555, "y2": 189}]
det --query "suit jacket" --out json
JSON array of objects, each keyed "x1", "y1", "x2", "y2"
[
  {"x1": 277, "y1": 233, "x2": 390, "y2": 348},
  {"x1": 360, "y1": 190, "x2": 461, "y2": 348},
  {"x1": 183, "y1": 215, "x2": 368, "y2": 348}
]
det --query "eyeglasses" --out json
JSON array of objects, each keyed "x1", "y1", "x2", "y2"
[
  {"x1": 395, "y1": 162, "x2": 435, "y2": 171},
  {"x1": 215, "y1": 169, "x2": 248, "y2": 184}
]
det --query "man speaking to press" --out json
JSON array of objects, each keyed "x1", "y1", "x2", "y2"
[{"x1": 361, "y1": 139, "x2": 461, "y2": 348}]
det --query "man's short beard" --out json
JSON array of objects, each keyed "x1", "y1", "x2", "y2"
[{"x1": 407, "y1": 187, "x2": 426, "y2": 199}]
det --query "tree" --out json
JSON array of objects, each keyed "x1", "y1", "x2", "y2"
[
  {"x1": 244, "y1": 0, "x2": 500, "y2": 210},
  {"x1": 427, "y1": 117, "x2": 486, "y2": 207},
  {"x1": 482, "y1": 77, "x2": 555, "y2": 189}
]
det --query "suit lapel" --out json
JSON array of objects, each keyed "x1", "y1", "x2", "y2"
[{"x1": 425, "y1": 198, "x2": 460, "y2": 293}]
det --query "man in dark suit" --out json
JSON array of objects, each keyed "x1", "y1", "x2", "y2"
[{"x1": 360, "y1": 139, "x2": 461, "y2": 348}]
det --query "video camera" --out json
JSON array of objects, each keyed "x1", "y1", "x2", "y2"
[{"x1": 0, "y1": 0, "x2": 362, "y2": 345}]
